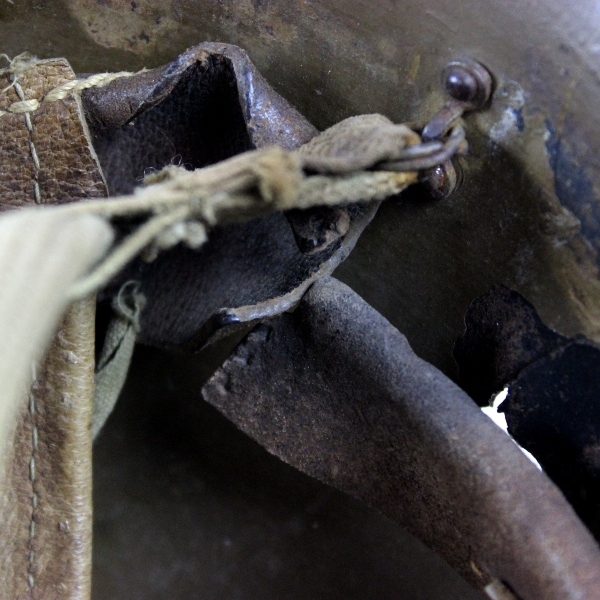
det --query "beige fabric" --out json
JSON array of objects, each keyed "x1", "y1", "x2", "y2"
[
  {"x1": 0, "y1": 210, "x2": 113, "y2": 482},
  {"x1": 0, "y1": 212, "x2": 111, "y2": 600},
  {"x1": 298, "y1": 113, "x2": 421, "y2": 173},
  {"x1": 63, "y1": 136, "x2": 418, "y2": 299}
]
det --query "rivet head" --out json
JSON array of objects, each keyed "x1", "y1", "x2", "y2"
[
  {"x1": 419, "y1": 159, "x2": 462, "y2": 201},
  {"x1": 445, "y1": 67, "x2": 479, "y2": 103},
  {"x1": 442, "y1": 58, "x2": 493, "y2": 109}
]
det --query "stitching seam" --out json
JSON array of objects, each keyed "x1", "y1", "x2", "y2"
[
  {"x1": 13, "y1": 81, "x2": 41, "y2": 204},
  {"x1": 28, "y1": 364, "x2": 39, "y2": 592},
  {"x1": 0, "y1": 70, "x2": 140, "y2": 118}
]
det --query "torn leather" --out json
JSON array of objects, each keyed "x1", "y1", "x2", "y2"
[
  {"x1": 454, "y1": 285, "x2": 600, "y2": 541},
  {"x1": 202, "y1": 276, "x2": 600, "y2": 600},
  {"x1": 453, "y1": 284, "x2": 570, "y2": 405},
  {"x1": 83, "y1": 43, "x2": 383, "y2": 351}
]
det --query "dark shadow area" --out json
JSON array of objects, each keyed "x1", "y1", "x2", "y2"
[
  {"x1": 91, "y1": 55, "x2": 253, "y2": 195},
  {"x1": 92, "y1": 344, "x2": 484, "y2": 600}
]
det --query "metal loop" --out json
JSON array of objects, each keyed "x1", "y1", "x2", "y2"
[{"x1": 377, "y1": 124, "x2": 466, "y2": 172}]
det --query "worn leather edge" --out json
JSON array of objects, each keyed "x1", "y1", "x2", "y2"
[
  {"x1": 82, "y1": 42, "x2": 318, "y2": 149},
  {"x1": 30, "y1": 298, "x2": 96, "y2": 599},
  {"x1": 0, "y1": 299, "x2": 97, "y2": 600},
  {"x1": 202, "y1": 276, "x2": 600, "y2": 600}
]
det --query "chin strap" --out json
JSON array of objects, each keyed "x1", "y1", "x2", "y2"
[
  {"x1": 0, "y1": 212, "x2": 112, "y2": 474},
  {"x1": 93, "y1": 281, "x2": 145, "y2": 439}
]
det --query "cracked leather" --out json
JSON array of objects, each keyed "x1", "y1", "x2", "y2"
[
  {"x1": 83, "y1": 43, "x2": 377, "y2": 351},
  {"x1": 202, "y1": 276, "x2": 600, "y2": 600},
  {"x1": 0, "y1": 59, "x2": 106, "y2": 210},
  {"x1": 0, "y1": 59, "x2": 103, "y2": 600}
]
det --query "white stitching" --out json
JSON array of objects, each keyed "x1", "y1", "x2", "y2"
[
  {"x1": 1, "y1": 60, "x2": 139, "y2": 203},
  {"x1": 0, "y1": 56, "x2": 138, "y2": 593},
  {"x1": 28, "y1": 364, "x2": 39, "y2": 592},
  {"x1": 13, "y1": 81, "x2": 41, "y2": 204}
]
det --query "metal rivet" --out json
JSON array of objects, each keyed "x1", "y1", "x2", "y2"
[
  {"x1": 419, "y1": 159, "x2": 462, "y2": 201},
  {"x1": 445, "y1": 67, "x2": 479, "y2": 103},
  {"x1": 442, "y1": 58, "x2": 493, "y2": 109}
]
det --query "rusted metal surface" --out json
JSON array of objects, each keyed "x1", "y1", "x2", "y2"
[
  {"x1": 401, "y1": 59, "x2": 491, "y2": 200},
  {"x1": 455, "y1": 285, "x2": 600, "y2": 541},
  {"x1": 285, "y1": 206, "x2": 350, "y2": 254},
  {"x1": 202, "y1": 276, "x2": 600, "y2": 599},
  {"x1": 441, "y1": 59, "x2": 493, "y2": 110},
  {"x1": 419, "y1": 160, "x2": 461, "y2": 201},
  {"x1": 422, "y1": 57, "x2": 493, "y2": 142}
]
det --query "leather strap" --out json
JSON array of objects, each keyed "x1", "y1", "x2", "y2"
[
  {"x1": 0, "y1": 57, "x2": 106, "y2": 210},
  {"x1": 0, "y1": 300, "x2": 97, "y2": 599},
  {"x1": 0, "y1": 58, "x2": 108, "y2": 599}
]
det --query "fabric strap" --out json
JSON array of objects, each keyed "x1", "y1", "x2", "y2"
[{"x1": 93, "y1": 282, "x2": 145, "y2": 440}]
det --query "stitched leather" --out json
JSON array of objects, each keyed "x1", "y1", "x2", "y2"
[
  {"x1": 0, "y1": 59, "x2": 107, "y2": 600},
  {"x1": 0, "y1": 300, "x2": 96, "y2": 600},
  {"x1": 0, "y1": 59, "x2": 106, "y2": 210}
]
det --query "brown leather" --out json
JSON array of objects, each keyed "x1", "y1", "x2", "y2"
[
  {"x1": 0, "y1": 58, "x2": 106, "y2": 210},
  {"x1": 80, "y1": 43, "x2": 383, "y2": 353},
  {"x1": 202, "y1": 276, "x2": 600, "y2": 599},
  {"x1": 0, "y1": 59, "x2": 106, "y2": 599},
  {"x1": 83, "y1": 43, "x2": 357, "y2": 352},
  {"x1": 0, "y1": 300, "x2": 96, "y2": 600}
]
